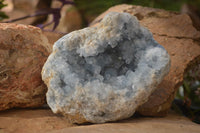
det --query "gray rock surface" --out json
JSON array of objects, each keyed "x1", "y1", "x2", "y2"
[{"x1": 42, "y1": 12, "x2": 170, "y2": 124}]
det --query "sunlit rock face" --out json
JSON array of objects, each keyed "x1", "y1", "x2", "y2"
[
  {"x1": 42, "y1": 12, "x2": 170, "y2": 124},
  {"x1": 0, "y1": 23, "x2": 50, "y2": 111}
]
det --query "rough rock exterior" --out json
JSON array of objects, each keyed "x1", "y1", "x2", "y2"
[
  {"x1": 90, "y1": 4, "x2": 200, "y2": 116},
  {"x1": 42, "y1": 12, "x2": 170, "y2": 123},
  {"x1": 0, "y1": 23, "x2": 51, "y2": 110}
]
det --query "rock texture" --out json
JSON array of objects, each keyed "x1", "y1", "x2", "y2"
[
  {"x1": 90, "y1": 4, "x2": 200, "y2": 116},
  {"x1": 42, "y1": 12, "x2": 170, "y2": 123},
  {"x1": 0, "y1": 23, "x2": 51, "y2": 110},
  {"x1": 0, "y1": 109, "x2": 72, "y2": 133},
  {"x1": 0, "y1": 109, "x2": 200, "y2": 133}
]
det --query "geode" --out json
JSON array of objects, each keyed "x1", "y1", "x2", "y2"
[{"x1": 42, "y1": 12, "x2": 170, "y2": 123}]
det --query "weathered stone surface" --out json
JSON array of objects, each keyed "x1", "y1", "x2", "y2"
[
  {"x1": 0, "y1": 109, "x2": 72, "y2": 133},
  {"x1": 90, "y1": 4, "x2": 200, "y2": 116},
  {"x1": 0, "y1": 23, "x2": 51, "y2": 110},
  {"x1": 42, "y1": 12, "x2": 170, "y2": 123},
  {"x1": 51, "y1": 112, "x2": 200, "y2": 133},
  {"x1": 0, "y1": 109, "x2": 200, "y2": 133}
]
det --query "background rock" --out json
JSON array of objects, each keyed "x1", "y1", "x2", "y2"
[
  {"x1": 2, "y1": 0, "x2": 40, "y2": 25},
  {"x1": 44, "y1": 0, "x2": 83, "y2": 33},
  {"x1": 90, "y1": 4, "x2": 200, "y2": 116},
  {"x1": 0, "y1": 23, "x2": 51, "y2": 111},
  {"x1": 43, "y1": 31, "x2": 64, "y2": 48},
  {"x1": 2, "y1": 0, "x2": 52, "y2": 26},
  {"x1": 181, "y1": 4, "x2": 200, "y2": 31}
]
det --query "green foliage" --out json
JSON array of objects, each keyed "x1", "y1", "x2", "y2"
[
  {"x1": 0, "y1": 0, "x2": 8, "y2": 21},
  {"x1": 128, "y1": 0, "x2": 187, "y2": 11},
  {"x1": 0, "y1": 0, "x2": 6, "y2": 9},
  {"x1": 74, "y1": 0, "x2": 200, "y2": 16},
  {"x1": 174, "y1": 64, "x2": 200, "y2": 124},
  {"x1": 74, "y1": 0, "x2": 126, "y2": 15}
]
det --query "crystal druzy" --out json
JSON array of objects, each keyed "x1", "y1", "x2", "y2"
[{"x1": 42, "y1": 12, "x2": 170, "y2": 123}]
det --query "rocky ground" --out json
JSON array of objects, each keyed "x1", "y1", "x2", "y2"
[{"x1": 0, "y1": 108, "x2": 199, "y2": 133}]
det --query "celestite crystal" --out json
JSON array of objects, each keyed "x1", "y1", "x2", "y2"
[{"x1": 42, "y1": 12, "x2": 170, "y2": 123}]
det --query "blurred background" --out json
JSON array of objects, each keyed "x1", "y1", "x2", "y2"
[
  {"x1": 0, "y1": 0, "x2": 200, "y2": 123},
  {"x1": 75, "y1": 0, "x2": 200, "y2": 24},
  {"x1": 1, "y1": 0, "x2": 200, "y2": 30}
]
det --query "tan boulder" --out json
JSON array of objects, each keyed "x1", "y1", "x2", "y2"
[
  {"x1": 0, "y1": 23, "x2": 51, "y2": 111},
  {"x1": 90, "y1": 4, "x2": 200, "y2": 116},
  {"x1": 44, "y1": 0, "x2": 83, "y2": 33}
]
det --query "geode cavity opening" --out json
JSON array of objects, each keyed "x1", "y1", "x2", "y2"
[{"x1": 42, "y1": 12, "x2": 170, "y2": 124}]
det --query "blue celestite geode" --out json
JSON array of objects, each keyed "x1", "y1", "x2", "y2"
[{"x1": 42, "y1": 12, "x2": 170, "y2": 124}]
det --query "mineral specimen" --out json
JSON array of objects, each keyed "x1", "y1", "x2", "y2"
[
  {"x1": 90, "y1": 5, "x2": 200, "y2": 116},
  {"x1": 42, "y1": 12, "x2": 170, "y2": 123}
]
